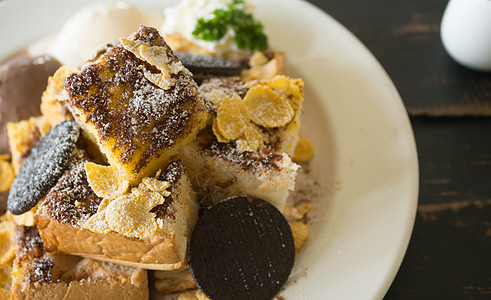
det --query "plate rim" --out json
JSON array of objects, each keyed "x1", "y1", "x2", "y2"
[{"x1": 0, "y1": 0, "x2": 419, "y2": 299}]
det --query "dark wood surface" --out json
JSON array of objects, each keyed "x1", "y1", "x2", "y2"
[
  {"x1": 307, "y1": 0, "x2": 491, "y2": 299},
  {"x1": 311, "y1": 0, "x2": 491, "y2": 117}
]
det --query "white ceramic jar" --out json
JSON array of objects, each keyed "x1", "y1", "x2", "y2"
[{"x1": 441, "y1": 0, "x2": 491, "y2": 72}]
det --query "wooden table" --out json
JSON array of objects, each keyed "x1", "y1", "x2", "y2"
[{"x1": 307, "y1": 0, "x2": 491, "y2": 298}]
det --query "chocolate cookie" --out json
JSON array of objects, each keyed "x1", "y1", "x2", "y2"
[
  {"x1": 189, "y1": 195, "x2": 295, "y2": 300},
  {"x1": 175, "y1": 52, "x2": 243, "y2": 78},
  {"x1": 7, "y1": 120, "x2": 80, "y2": 215}
]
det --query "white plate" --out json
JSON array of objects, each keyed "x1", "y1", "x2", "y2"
[{"x1": 0, "y1": 0, "x2": 419, "y2": 299}]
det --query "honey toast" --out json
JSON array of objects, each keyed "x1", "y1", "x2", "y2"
[
  {"x1": 64, "y1": 26, "x2": 209, "y2": 186},
  {"x1": 11, "y1": 225, "x2": 148, "y2": 300},
  {"x1": 35, "y1": 154, "x2": 198, "y2": 271}
]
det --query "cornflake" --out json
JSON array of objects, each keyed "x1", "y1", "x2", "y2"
[
  {"x1": 289, "y1": 221, "x2": 309, "y2": 251},
  {"x1": 243, "y1": 85, "x2": 294, "y2": 128},
  {"x1": 0, "y1": 159, "x2": 14, "y2": 192},
  {"x1": 121, "y1": 38, "x2": 183, "y2": 90},
  {"x1": 85, "y1": 163, "x2": 130, "y2": 200},
  {"x1": 212, "y1": 118, "x2": 232, "y2": 143},
  {"x1": 294, "y1": 135, "x2": 314, "y2": 162},
  {"x1": 284, "y1": 202, "x2": 312, "y2": 220},
  {"x1": 82, "y1": 198, "x2": 112, "y2": 234},
  {"x1": 0, "y1": 217, "x2": 14, "y2": 268},
  {"x1": 83, "y1": 177, "x2": 171, "y2": 240},
  {"x1": 243, "y1": 123, "x2": 268, "y2": 150},
  {"x1": 216, "y1": 95, "x2": 249, "y2": 140},
  {"x1": 268, "y1": 75, "x2": 304, "y2": 114}
]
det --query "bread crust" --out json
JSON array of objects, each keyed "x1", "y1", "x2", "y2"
[
  {"x1": 35, "y1": 215, "x2": 185, "y2": 270},
  {"x1": 11, "y1": 225, "x2": 149, "y2": 300}
]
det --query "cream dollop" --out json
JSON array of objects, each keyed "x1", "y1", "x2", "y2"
[{"x1": 161, "y1": 0, "x2": 257, "y2": 57}]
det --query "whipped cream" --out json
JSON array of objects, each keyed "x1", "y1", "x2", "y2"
[{"x1": 161, "y1": 0, "x2": 257, "y2": 57}]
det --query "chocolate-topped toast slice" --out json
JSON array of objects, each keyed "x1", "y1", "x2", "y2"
[
  {"x1": 178, "y1": 130, "x2": 298, "y2": 210},
  {"x1": 35, "y1": 154, "x2": 198, "y2": 271},
  {"x1": 64, "y1": 26, "x2": 209, "y2": 186}
]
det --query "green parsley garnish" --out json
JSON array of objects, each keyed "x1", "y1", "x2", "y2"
[{"x1": 192, "y1": 0, "x2": 268, "y2": 52}]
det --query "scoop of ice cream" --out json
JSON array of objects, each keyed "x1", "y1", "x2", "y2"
[
  {"x1": 161, "y1": 0, "x2": 256, "y2": 58},
  {"x1": 47, "y1": 2, "x2": 164, "y2": 66},
  {"x1": 0, "y1": 55, "x2": 61, "y2": 154}
]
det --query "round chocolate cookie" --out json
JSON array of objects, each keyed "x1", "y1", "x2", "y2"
[
  {"x1": 189, "y1": 196, "x2": 295, "y2": 300},
  {"x1": 7, "y1": 120, "x2": 80, "y2": 215},
  {"x1": 175, "y1": 52, "x2": 243, "y2": 77}
]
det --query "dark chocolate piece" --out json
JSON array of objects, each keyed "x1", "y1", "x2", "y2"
[
  {"x1": 189, "y1": 195, "x2": 295, "y2": 300},
  {"x1": 175, "y1": 52, "x2": 243, "y2": 78},
  {"x1": 7, "y1": 120, "x2": 80, "y2": 215}
]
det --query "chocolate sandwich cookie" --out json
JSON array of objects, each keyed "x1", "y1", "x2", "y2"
[
  {"x1": 175, "y1": 52, "x2": 243, "y2": 79},
  {"x1": 7, "y1": 120, "x2": 80, "y2": 215},
  {"x1": 189, "y1": 195, "x2": 295, "y2": 300}
]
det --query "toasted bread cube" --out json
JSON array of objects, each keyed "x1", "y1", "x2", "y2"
[
  {"x1": 178, "y1": 130, "x2": 298, "y2": 210},
  {"x1": 198, "y1": 75, "x2": 303, "y2": 156},
  {"x1": 65, "y1": 26, "x2": 209, "y2": 185},
  {"x1": 11, "y1": 225, "x2": 148, "y2": 300},
  {"x1": 35, "y1": 155, "x2": 198, "y2": 270}
]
